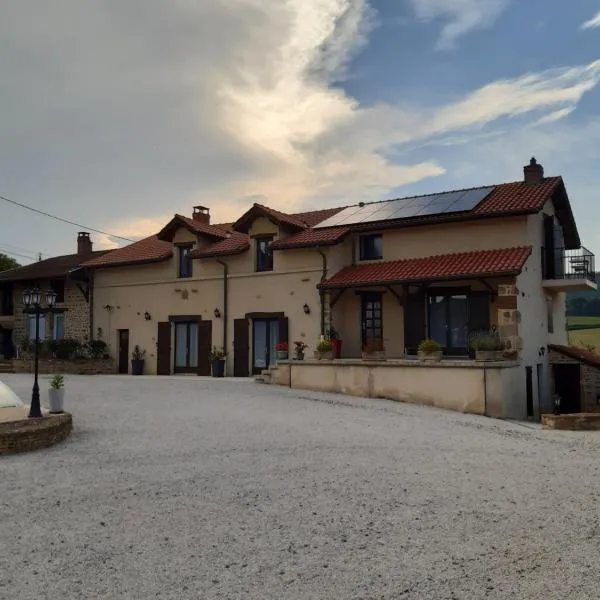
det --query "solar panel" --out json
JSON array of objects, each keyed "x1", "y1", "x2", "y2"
[
  {"x1": 446, "y1": 187, "x2": 494, "y2": 213},
  {"x1": 314, "y1": 207, "x2": 356, "y2": 228}
]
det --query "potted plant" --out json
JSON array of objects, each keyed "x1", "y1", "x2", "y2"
[
  {"x1": 131, "y1": 345, "x2": 146, "y2": 375},
  {"x1": 470, "y1": 333, "x2": 504, "y2": 361},
  {"x1": 326, "y1": 327, "x2": 342, "y2": 359},
  {"x1": 315, "y1": 339, "x2": 333, "y2": 360},
  {"x1": 48, "y1": 374, "x2": 65, "y2": 414},
  {"x1": 362, "y1": 338, "x2": 385, "y2": 360},
  {"x1": 274, "y1": 342, "x2": 289, "y2": 361},
  {"x1": 417, "y1": 339, "x2": 442, "y2": 362},
  {"x1": 293, "y1": 341, "x2": 308, "y2": 360},
  {"x1": 209, "y1": 346, "x2": 226, "y2": 377}
]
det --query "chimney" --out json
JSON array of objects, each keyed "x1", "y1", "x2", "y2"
[
  {"x1": 192, "y1": 205, "x2": 210, "y2": 225},
  {"x1": 77, "y1": 232, "x2": 93, "y2": 255},
  {"x1": 524, "y1": 157, "x2": 544, "y2": 185}
]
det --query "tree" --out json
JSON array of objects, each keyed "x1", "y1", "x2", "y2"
[{"x1": 0, "y1": 253, "x2": 20, "y2": 272}]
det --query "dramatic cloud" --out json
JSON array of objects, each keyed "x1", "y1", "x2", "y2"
[
  {"x1": 408, "y1": 0, "x2": 510, "y2": 49},
  {"x1": 581, "y1": 10, "x2": 600, "y2": 30}
]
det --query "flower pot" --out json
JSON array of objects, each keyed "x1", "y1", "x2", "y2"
[
  {"x1": 475, "y1": 350, "x2": 499, "y2": 361},
  {"x1": 131, "y1": 359, "x2": 145, "y2": 375},
  {"x1": 48, "y1": 388, "x2": 65, "y2": 414},
  {"x1": 211, "y1": 358, "x2": 225, "y2": 377},
  {"x1": 318, "y1": 351, "x2": 333, "y2": 360},
  {"x1": 418, "y1": 350, "x2": 442, "y2": 363},
  {"x1": 331, "y1": 339, "x2": 342, "y2": 359},
  {"x1": 294, "y1": 353, "x2": 305, "y2": 361},
  {"x1": 275, "y1": 350, "x2": 289, "y2": 362}
]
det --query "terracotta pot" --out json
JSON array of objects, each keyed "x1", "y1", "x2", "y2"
[{"x1": 331, "y1": 339, "x2": 342, "y2": 359}]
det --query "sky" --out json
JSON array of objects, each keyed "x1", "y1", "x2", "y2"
[{"x1": 1, "y1": 1, "x2": 600, "y2": 263}]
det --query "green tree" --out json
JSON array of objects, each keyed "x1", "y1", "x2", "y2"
[{"x1": 0, "y1": 253, "x2": 20, "y2": 272}]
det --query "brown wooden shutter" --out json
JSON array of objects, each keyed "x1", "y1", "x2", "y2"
[
  {"x1": 279, "y1": 316, "x2": 289, "y2": 344},
  {"x1": 197, "y1": 320, "x2": 212, "y2": 376},
  {"x1": 156, "y1": 322, "x2": 171, "y2": 375},
  {"x1": 404, "y1": 290, "x2": 426, "y2": 355},
  {"x1": 233, "y1": 318, "x2": 249, "y2": 377}
]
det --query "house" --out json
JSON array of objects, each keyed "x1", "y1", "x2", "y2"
[
  {"x1": 0, "y1": 233, "x2": 108, "y2": 358},
  {"x1": 84, "y1": 158, "x2": 595, "y2": 420}
]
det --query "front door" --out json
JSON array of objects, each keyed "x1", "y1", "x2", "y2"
[
  {"x1": 118, "y1": 329, "x2": 129, "y2": 374},
  {"x1": 361, "y1": 293, "x2": 383, "y2": 348},
  {"x1": 252, "y1": 318, "x2": 280, "y2": 374},
  {"x1": 428, "y1": 293, "x2": 469, "y2": 355},
  {"x1": 174, "y1": 321, "x2": 199, "y2": 373},
  {"x1": 553, "y1": 363, "x2": 581, "y2": 413}
]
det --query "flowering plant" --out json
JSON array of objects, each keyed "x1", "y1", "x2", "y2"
[{"x1": 275, "y1": 342, "x2": 289, "y2": 351}]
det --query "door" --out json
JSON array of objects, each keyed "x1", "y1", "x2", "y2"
[
  {"x1": 174, "y1": 321, "x2": 199, "y2": 373},
  {"x1": 197, "y1": 320, "x2": 212, "y2": 376},
  {"x1": 536, "y1": 363, "x2": 546, "y2": 416},
  {"x1": 234, "y1": 318, "x2": 250, "y2": 377},
  {"x1": 118, "y1": 329, "x2": 129, "y2": 374},
  {"x1": 252, "y1": 318, "x2": 280, "y2": 374},
  {"x1": 361, "y1": 293, "x2": 383, "y2": 348},
  {"x1": 157, "y1": 322, "x2": 171, "y2": 375},
  {"x1": 428, "y1": 293, "x2": 469, "y2": 355},
  {"x1": 526, "y1": 366, "x2": 534, "y2": 419},
  {"x1": 553, "y1": 363, "x2": 581, "y2": 413}
]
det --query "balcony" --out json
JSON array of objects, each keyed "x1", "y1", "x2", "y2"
[{"x1": 542, "y1": 246, "x2": 597, "y2": 292}]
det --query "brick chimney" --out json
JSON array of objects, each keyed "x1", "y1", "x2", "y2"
[
  {"x1": 77, "y1": 232, "x2": 93, "y2": 255},
  {"x1": 192, "y1": 205, "x2": 210, "y2": 225},
  {"x1": 524, "y1": 157, "x2": 544, "y2": 185}
]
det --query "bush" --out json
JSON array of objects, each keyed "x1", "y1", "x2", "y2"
[
  {"x1": 208, "y1": 346, "x2": 226, "y2": 361},
  {"x1": 55, "y1": 339, "x2": 81, "y2": 360},
  {"x1": 87, "y1": 339, "x2": 108, "y2": 359},
  {"x1": 418, "y1": 339, "x2": 441, "y2": 353},
  {"x1": 316, "y1": 340, "x2": 333, "y2": 353},
  {"x1": 470, "y1": 333, "x2": 504, "y2": 351}
]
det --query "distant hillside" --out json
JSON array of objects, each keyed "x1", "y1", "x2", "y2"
[{"x1": 567, "y1": 273, "x2": 600, "y2": 316}]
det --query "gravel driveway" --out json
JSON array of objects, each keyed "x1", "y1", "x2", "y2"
[{"x1": 2, "y1": 374, "x2": 600, "y2": 599}]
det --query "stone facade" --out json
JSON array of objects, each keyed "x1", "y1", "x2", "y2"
[
  {"x1": 12, "y1": 358, "x2": 114, "y2": 375},
  {"x1": 0, "y1": 412, "x2": 72, "y2": 454},
  {"x1": 550, "y1": 349, "x2": 600, "y2": 413}
]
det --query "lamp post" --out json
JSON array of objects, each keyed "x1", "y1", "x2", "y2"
[{"x1": 22, "y1": 288, "x2": 57, "y2": 418}]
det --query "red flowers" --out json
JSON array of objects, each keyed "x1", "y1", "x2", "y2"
[{"x1": 275, "y1": 342, "x2": 289, "y2": 351}]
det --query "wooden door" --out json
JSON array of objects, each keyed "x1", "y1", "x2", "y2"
[
  {"x1": 157, "y1": 322, "x2": 171, "y2": 375},
  {"x1": 196, "y1": 320, "x2": 212, "y2": 376},
  {"x1": 118, "y1": 329, "x2": 129, "y2": 374},
  {"x1": 233, "y1": 318, "x2": 249, "y2": 377}
]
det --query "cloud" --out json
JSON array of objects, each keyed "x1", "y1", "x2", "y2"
[
  {"x1": 581, "y1": 10, "x2": 600, "y2": 30},
  {"x1": 408, "y1": 0, "x2": 510, "y2": 49},
  {"x1": 533, "y1": 107, "x2": 576, "y2": 126}
]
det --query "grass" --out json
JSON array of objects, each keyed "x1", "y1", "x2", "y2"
[
  {"x1": 567, "y1": 316, "x2": 600, "y2": 327},
  {"x1": 568, "y1": 328, "x2": 600, "y2": 349}
]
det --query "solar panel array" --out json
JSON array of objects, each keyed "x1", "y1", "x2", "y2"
[{"x1": 314, "y1": 186, "x2": 495, "y2": 229}]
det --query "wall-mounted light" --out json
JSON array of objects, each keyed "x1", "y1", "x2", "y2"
[
  {"x1": 214, "y1": 308, "x2": 221, "y2": 319},
  {"x1": 144, "y1": 311, "x2": 152, "y2": 321},
  {"x1": 303, "y1": 303, "x2": 310, "y2": 315}
]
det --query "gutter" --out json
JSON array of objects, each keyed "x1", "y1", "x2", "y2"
[{"x1": 216, "y1": 259, "x2": 229, "y2": 360}]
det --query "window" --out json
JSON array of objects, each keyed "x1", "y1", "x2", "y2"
[
  {"x1": 178, "y1": 245, "x2": 193, "y2": 278},
  {"x1": 256, "y1": 237, "x2": 274, "y2": 272},
  {"x1": 27, "y1": 315, "x2": 45, "y2": 340},
  {"x1": 53, "y1": 314, "x2": 65, "y2": 340},
  {"x1": 174, "y1": 322, "x2": 199, "y2": 372},
  {"x1": 359, "y1": 234, "x2": 382, "y2": 261},
  {"x1": 50, "y1": 279, "x2": 65, "y2": 303},
  {"x1": 546, "y1": 296, "x2": 554, "y2": 333}
]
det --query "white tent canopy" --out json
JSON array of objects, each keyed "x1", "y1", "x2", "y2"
[{"x1": 0, "y1": 381, "x2": 24, "y2": 408}]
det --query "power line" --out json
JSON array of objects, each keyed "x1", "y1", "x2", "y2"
[
  {"x1": 0, "y1": 193, "x2": 136, "y2": 243},
  {"x1": 0, "y1": 247, "x2": 38, "y2": 261}
]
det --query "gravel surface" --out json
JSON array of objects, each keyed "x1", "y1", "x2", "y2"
[{"x1": 2, "y1": 374, "x2": 600, "y2": 599}]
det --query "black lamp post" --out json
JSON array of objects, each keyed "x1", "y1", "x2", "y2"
[{"x1": 22, "y1": 288, "x2": 57, "y2": 418}]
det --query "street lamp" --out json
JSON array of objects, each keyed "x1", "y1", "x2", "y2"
[{"x1": 22, "y1": 288, "x2": 57, "y2": 418}]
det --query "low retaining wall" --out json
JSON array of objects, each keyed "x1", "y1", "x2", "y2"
[
  {"x1": 0, "y1": 412, "x2": 73, "y2": 454},
  {"x1": 541, "y1": 413, "x2": 600, "y2": 430},
  {"x1": 12, "y1": 358, "x2": 114, "y2": 375},
  {"x1": 272, "y1": 359, "x2": 523, "y2": 418}
]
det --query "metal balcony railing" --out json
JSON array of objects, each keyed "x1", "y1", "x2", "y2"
[{"x1": 542, "y1": 246, "x2": 596, "y2": 282}]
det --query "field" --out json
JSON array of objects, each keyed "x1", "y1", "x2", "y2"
[{"x1": 567, "y1": 316, "x2": 600, "y2": 348}]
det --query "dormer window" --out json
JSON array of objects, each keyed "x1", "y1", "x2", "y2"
[
  {"x1": 178, "y1": 245, "x2": 193, "y2": 278},
  {"x1": 256, "y1": 236, "x2": 274, "y2": 272}
]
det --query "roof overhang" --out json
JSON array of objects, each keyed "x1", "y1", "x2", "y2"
[
  {"x1": 233, "y1": 204, "x2": 306, "y2": 234},
  {"x1": 157, "y1": 215, "x2": 226, "y2": 242},
  {"x1": 551, "y1": 180, "x2": 581, "y2": 250}
]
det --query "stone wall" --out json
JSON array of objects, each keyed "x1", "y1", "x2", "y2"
[
  {"x1": 12, "y1": 358, "x2": 114, "y2": 375},
  {"x1": 0, "y1": 413, "x2": 72, "y2": 454},
  {"x1": 549, "y1": 349, "x2": 600, "y2": 412}
]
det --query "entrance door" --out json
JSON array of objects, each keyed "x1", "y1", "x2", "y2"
[
  {"x1": 234, "y1": 318, "x2": 250, "y2": 377},
  {"x1": 553, "y1": 363, "x2": 581, "y2": 413},
  {"x1": 174, "y1": 321, "x2": 199, "y2": 373},
  {"x1": 428, "y1": 293, "x2": 469, "y2": 355},
  {"x1": 361, "y1": 293, "x2": 383, "y2": 348},
  {"x1": 157, "y1": 322, "x2": 171, "y2": 375},
  {"x1": 118, "y1": 329, "x2": 129, "y2": 374},
  {"x1": 252, "y1": 319, "x2": 279, "y2": 374}
]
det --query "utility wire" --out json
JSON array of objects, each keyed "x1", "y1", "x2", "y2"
[
  {"x1": 0, "y1": 193, "x2": 136, "y2": 243},
  {"x1": 0, "y1": 247, "x2": 38, "y2": 261}
]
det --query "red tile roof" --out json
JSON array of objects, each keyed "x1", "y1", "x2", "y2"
[
  {"x1": 549, "y1": 345, "x2": 600, "y2": 370},
  {"x1": 233, "y1": 203, "x2": 307, "y2": 233},
  {"x1": 82, "y1": 235, "x2": 173, "y2": 269},
  {"x1": 289, "y1": 207, "x2": 346, "y2": 227},
  {"x1": 189, "y1": 232, "x2": 250, "y2": 259},
  {"x1": 319, "y1": 246, "x2": 532, "y2": 288},
  {"x1": 157, "y1": 215, "x2": 230, "y2": 242},
  {"x1": 270, "y1": 226, "x2": 350, "y2": 250}
]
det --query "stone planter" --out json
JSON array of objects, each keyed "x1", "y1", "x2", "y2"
[
  {"x1": 131, "y1": 359, "x2": 145, "y2": 376},
  {"x1": 475, "y1": 350, "x2": 500, "y2": 361},
  {"x1": 418, "y1": 350, "x2": 442, "y2": 363},
  {"x1": 362, "y1": 351, "x2": 386, "y2": 361},
  {"x1": 48, "y1": 388, "x2": 65, "y2": 414},
  {"x1": 275, "y1": 350, "x2": 289, "y2": 362},
  {"x1": 211, "y1": 359, "x2": 225, "y2": 378},
  {"x1": 315, "y1": 350, "x2": 333, "y2": 360}
]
